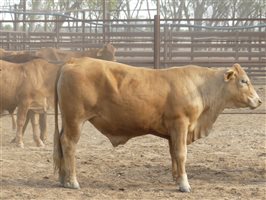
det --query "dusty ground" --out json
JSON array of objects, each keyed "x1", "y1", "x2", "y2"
[{"x1": 1, "y1": 85, "x2": 265, "y2": 200}]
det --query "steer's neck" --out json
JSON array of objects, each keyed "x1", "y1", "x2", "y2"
[
  {"x1": 199, "y1": 69, "x2": 228, "y2": 113},
  {"x1": 187, "y1": 69, "x2": 228, "y2": 144}
]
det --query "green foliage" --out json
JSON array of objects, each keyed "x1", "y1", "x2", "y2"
[{"x1": 3, "y1": 24, "x2": 12, "y2": 30}]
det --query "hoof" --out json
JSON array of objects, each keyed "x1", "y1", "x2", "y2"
[
  {"x1": 41, "y1": 137, "x2": 47, "y2": 144},
  {"x1": 10, "y1": 138, "x2": 16, "y2": 143},
  {"x1": 36, "y1": 140, "x2": 45, "y2": 147},
  {"x1": 179, "y1": 186, "x2": 191, "y2": 193},
  {"x1": 16, "y1": 142, "x2": 24, "y2": 148},
  {"x1": 11, "y1": 137, "x2": 24, "y2": 148},
  {"x1": 178, "y1": 174, "x2": 191, "y2": 193},
  {"x1": 64, "y1": 181, "x2": 80, "y2": 189},
  {"x1": 59, "y1": 175, "x2": 65, "y2": 186}
]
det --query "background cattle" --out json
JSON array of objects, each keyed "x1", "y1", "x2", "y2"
[
  {"x1": 0, "y1": 53, "x2": 41, "y2": 63},
  {"x1": 0, "y1": 43, "x2": 116, "y2": 64},
  {"x1": 0, "y1": 43, "x2": 117, "y2": 147},
  {"x1": 53, "y1": 58, "x2": 261, "y2": 192},
  {"x1": 0, "y1": 59, "x2": 61, "y2": 147},
  {"x1": 0, "y1": 51, "x2": 50, "y2": 144},
  {"x1": 0, "y1": 48, "x2": 28, "y2": 57},
  {"x1": 36, "y1": 43, "x2": 116, "y2": 62}
]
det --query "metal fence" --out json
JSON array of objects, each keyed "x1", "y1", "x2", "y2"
[{"x1": 0, "y1": 17, "x2": 265, "y2": 81}]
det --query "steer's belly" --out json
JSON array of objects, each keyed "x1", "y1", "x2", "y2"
[{"x1": 89, "y1": 114, "x2": 164, "y2": 146}]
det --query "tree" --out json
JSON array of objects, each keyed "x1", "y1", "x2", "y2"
[{"x1": 1, "y1": 0, "x2": 265, "y2": 30}]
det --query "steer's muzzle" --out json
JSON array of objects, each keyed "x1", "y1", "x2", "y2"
[{"x1": 248, "y1": 96, "x2": 262, "y2": 109}]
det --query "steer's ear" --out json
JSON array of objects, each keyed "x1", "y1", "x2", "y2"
[
  {"x1": 224, "y1": 69, "x2": 235, "y2": 82},
  {"x1": 232, "y1": 63, "x2": 242, "y2": 73},
  {"x1": 96, "y1": 49, "x2": 104, "y2": 57}
]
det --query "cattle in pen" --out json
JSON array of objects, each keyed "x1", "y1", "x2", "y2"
[
  {"x1": 0, "y1": 43, "x2": 116, "y2": 146},
  {"x1": 0, "y1": 59, "x2": 61, "y2": 147},
  {"x1": 0, "y1": 48, "x2": 27, "y2": 57},
  {"x1": 53, "y1": 58, "x2": 261, "y2": 192},
  {"x1": 36, "y1": 43, "x2": 116, "y2": 62},
  {"x1": 0, "y1": 43, "x2": 116, "y2": 64}
]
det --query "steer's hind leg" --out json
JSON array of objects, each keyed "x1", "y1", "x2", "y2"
[
  {"x1": 15, "y1": 103, "x2": 30, "y2": 148},
  {"x1": 39, "y1": 113, "x2": 48, "y2": 143},
  {"x1": 60, "y1": 120, "x2": 81, "y2": 189},
  {"x1": 10, "y1": 110, "x2": 29, "y2": 144},
  {"x1": 30, "y1": 112, "x2": 44, "y2": 147},
  {"x1": 169, "y1": 118, "x2": 191, "y2": 192},
  {"x1": 11, "y1": 113, "x2": 16, "y2": 132}
]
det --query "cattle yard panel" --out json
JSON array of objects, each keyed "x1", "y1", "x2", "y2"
[{"x1": 0, "y1": 18, "x2": 265, "y2": 81}]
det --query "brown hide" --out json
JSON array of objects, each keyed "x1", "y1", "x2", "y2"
[
  {"x1": 1, "y1": 53, "x2": 41, "y2": 63},
  {"x1": 53, "y1": 57, "x2": 261, "y2": 191},
  {"x1": 0, "y1": 59, "x2": 60, "y2": 147},
  {"x1": 36, "y1": 43, "x2": 116, "y2": 62}
]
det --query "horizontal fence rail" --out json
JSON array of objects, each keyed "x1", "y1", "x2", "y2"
[{"x1": 0, "y1": 18, "x2": 265, "y2": 83}]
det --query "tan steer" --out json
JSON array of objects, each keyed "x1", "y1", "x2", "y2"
[
  {"x1": 0, "y1": 59, "x2": 61, "y2": 147},
  {"x1": 1, "y1": 44, "x2": 116, "y2": 147},
  {"x1": 36, "y1": 43, "x2": 116, "y2": 62},
  {"x1": 54, "y1": 58, "x2": 261, "y2": 192}
]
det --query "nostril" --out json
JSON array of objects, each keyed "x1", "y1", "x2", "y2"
[{"x1": 258, "y1": 99, "x2": 262, "y2": 104}]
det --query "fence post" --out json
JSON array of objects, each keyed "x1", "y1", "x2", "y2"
[
  {"x1": 248, "y1": 35, "x2": 251, "y2": 61},
  {"x1": 103, "y1": 0, "x2": 106, "y2": 44},
  {"x1": 22, "y1": 0, "x2": 26, "y2": 50},
  {"x1": 14, "y1": 4, "x2": 18, "y2": 50},
  {"x1": 191, "y1": 36, "x2": 194, "y2": 62},
  {"x1": 163, "y1": 24, "x2": 167, "y2": 68},
  {"x1": 163, "y1": 24, "x2": 171, "y2": 68},
  {"x1": 7, "y1": 33, "x2": 11, "y2": 50},
  {"x1": 235, "y1": 32, "x2": 239, "y2": 62},
  {"x1": 82, "y1": 11, "x2": 85, "y2": 51},
  {"x1": 154, "y1": 14, "x2": 160, "y2": 69},
  {"x1": 55, "y1": 15, "x2": 59, "y2": 48},
  {"x1": 14, "y1": 5, "x2": 18, "y2": 32},
  {"x1": 259, "y1": 26, "x2": 262, "y2": 61}
]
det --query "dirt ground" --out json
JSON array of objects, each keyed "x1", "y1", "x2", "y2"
[{"x1": 1, "y1": 85, "x2": 265, "y2": 200}]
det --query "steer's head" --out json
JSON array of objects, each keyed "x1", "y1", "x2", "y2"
[
  {"x1": 224, "y1": 63, "x2": 262, "y2": 109},
  {"x1": 96, "y1": 43, "x2": 117, "y2": 61}
]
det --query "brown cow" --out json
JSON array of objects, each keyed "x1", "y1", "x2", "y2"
[
  {"x1": 1, "y1": 53, "x2": 41, "y2": 63},
  {"x1": 0, "y1": 59, "x2": 60, "y2": 147},
  {"x1": 0, "y1": 48, "x2": 26, "y2": 57},
  {"x1": 36, "y1": 43, "x2": 116, "y2": 62},
  {"x1": 0, "y1": 48, "x2": 44, "y2": 138},
  {"x1": 0, "y1": 51, "x2": 51, "y2": 144},
  {"x1": 0, "y1": 43, "x2": 116, "y2": 64},
  {"x1": 1, "y1": 44, "x2": 116, "y2": 146},
  {"x1": 54, "y1": 58, "x2": 261, "y2": 192},
  {"x1": 1, "y1": 49, "x2": 51, "y2": 143}
]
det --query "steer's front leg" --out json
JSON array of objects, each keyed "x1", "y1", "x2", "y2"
[
  {"x1": 168, "y1": 138, "x2": 177, "y2": 181},
  {"x1": 15, "y1": 103, "x2": 30, "y2": 148},
  {"x1": 169, "y1": 118, "x2": 191, "y2": 192}
]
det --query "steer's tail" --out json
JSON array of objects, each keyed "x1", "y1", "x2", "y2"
[{"x1": 53, "y1": 66, "x2": 63, "y2": 173}]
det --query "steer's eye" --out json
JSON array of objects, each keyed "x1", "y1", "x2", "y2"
[{"x1": 240, "y1": 79, "x2": 248, "y2": 85}]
